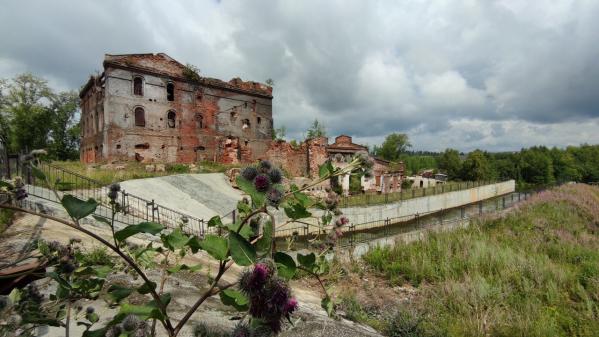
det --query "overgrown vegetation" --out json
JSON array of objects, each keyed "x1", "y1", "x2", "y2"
[
  {"x1": 1, "y1": 152, "x2": 369, "y2": 336},
  {"x1": 360, "y1": 184, "x2": 599, "y2": 336},
  {"x1": 50, "y1": 161, "x2": 240, "y2": 186},
  {"x1": 0, "y1": 73, "x2": 80, "y2": 160},
  {"x1": 0, "y1": 208, "x2": 15, "y2": 233}
]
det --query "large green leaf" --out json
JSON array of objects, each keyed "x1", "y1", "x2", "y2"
[
  {"x1": 274, "y1": 252, "x2": 296, "y2": 280},
  {"x1": 166, "y1": 264, "x2": 202, "y2": 274},
  {"x1": 30, "y1": 165, "x2": 46, "y2": 180},
  {"x1": 219, "y1": 289, "x2": 249, "y2": 311},
  {"x1": 118, "y1": 303, "x2": 163, "y2": 321},
  {"x1": 321, "y1": 296, "x2": 334, "y2": 317},
  {"x1": 114, "y1": 222, "x2": 164, "y2": 242},
  {"x1": 318, "y1": 161, "x2": 334, "y2": 178},
  {"x1": 137, "y1": 281, "x2": 157, "y2": 294},
  {"x1": 161, "y1": 228, "x2": 190, "y2": 251},
  {"x1": 291, "y1": 184, "x2": 311, "y2": 207},
  {"x1": 92, "y1": 215, "x2": 110, "y2": 226},
  {"x1": 227, "y1": 221, "x2": 254, "y2": 239},
  {"x1": 228, "y1": 231, "x2": 256, "y2": 266},
  {"x1": 297, "y1": 252, "x2": 316, "y2": 269},
  {"x1": 255, "y1": 220, "x2": 273, "y2": 255},
  {"x1": 198, "y1": 235, "x2": 228, "y2": 260},
  {"x1": 284, "y1": 202, "x2": 311, "y2": 220},
  {"x1": 83, "y1": 328, "x2": 109, "y2": 337},
  {"x1": 61, "y1": 195, "x2": 98, "y2": 220},
  {"x1": 236, "y1": 176, "x2": 265, "y2": 207},
  {"x1": 107, "y1": 284, "x2": 133, "y2": 303},
  {"x1": 207, "y1": 215, "x2": 223, "y2": 228}
]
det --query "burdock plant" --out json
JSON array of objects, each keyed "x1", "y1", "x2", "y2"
[{"x1": 0, "y1": 152, "x2": 367, "y2": 336}]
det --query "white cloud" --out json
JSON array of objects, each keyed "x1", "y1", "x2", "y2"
[{"x1": 1, "y1": 0, "x2": 598, "y2": 152}]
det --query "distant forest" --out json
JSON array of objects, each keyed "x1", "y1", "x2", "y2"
[{"x1": 373, "y1": 133, "x2": 599, "y2": 190}]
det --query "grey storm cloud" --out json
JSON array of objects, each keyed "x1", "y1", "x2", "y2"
[{"x1": 2, "y1": 0, "x2": 599, "y2": 151}]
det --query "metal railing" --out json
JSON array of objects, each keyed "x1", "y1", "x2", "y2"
[
  {"x1": 339, "y1": 180, "x2": 498, "y2": 208},
  {"x1": 5, "y1": 158, "x2": 228, "y2": 236},
  {"x1": 276, "y1": 191, "x2": 534, "y2": 250}
]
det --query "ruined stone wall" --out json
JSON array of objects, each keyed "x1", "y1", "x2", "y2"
[
  {"x1": 307, "y1": 137, "x2": 329, "y2": 178},
  {"x1": 264, "y1": 140, "x2": 308, "y2": 177},
  {"x1": 80, "y1": 77, "x2": 105, "y2": 163},
  {"x1": 85, "y1": 66, "x2": 273, "y2": 164}
]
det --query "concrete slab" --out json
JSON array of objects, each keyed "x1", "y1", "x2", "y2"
[{"x1": 119, "y1": 173, "x2": 242, "y2": 220}]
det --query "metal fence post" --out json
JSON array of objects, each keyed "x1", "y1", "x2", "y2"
[
  {"x1": 303, "y1": 225, "x2": 309, "y2": 249},
  {"x1": 461, "y1": 207, "x2": 465, "y2": 219},
  {"x1": 232, "y1": 210, "x2": 236, "y2": 223},
  {"x1": 502, "y1": 196, "x2": 506, "y2": 209}
]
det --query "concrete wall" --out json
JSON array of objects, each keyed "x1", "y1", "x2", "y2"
[{"x1": 272, "y1": 180, "x2": 515, "y2": 235}]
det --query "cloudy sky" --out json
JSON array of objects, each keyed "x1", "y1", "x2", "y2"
[{"x1": 2, "y1": 0, "x2": 598, "y2": 152}]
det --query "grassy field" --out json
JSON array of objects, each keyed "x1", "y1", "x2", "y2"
[
  {"x1": 50, "y1": 161, "x2": 240, "y2": 186},
  {"x1": 358, "y1": 184, "x2": 599, "y2": 337}
]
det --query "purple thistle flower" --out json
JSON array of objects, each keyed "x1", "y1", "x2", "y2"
[
  {"x1": 254, "y1": 174, "x2": 271, "y2": 192},
  {"x1": 267, "y1": 188, "x2": 283, "y2": 207},
  {"x1": 239, "y1": 263, "x2": 270, "y2": 295},
  {"x1": 258, "y1": 160, "x2": 272, "y2": 174},
  {"x1": 269, "y1": 168, "x2": 282, "y2": 184},
  {"x1": 241, "y1": 166, "x2": 258, "y2": 181},
  {"x1": 231, "y1": 323, "x2": 251, "y2": 337},
  {"x1": 284, "y1": 297, "x2": 298, "y2": 315}
]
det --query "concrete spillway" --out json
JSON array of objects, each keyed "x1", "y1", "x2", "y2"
[{"x1": 119, "y1": 173, "x2": 242, "y2": 221}]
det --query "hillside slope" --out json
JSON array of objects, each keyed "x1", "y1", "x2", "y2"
[{"x1": 362, "y1": 184, "x2": 599, "y2": 337}]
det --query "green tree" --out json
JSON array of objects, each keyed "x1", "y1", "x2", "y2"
[
  {"x1": 306, "y1": 119, "x2": 327, "y2": 139},
  {"x1": 272, "y1": 125, "x2": 286, "y2": 141},
  {"x1": 519, "y1": 147, "x2": 555, "y2": 185},
  {"x1": 437, "y1": 148, "x2": 462, "y2": 180},
  {"x1": 461, "y1": 150, "x2": 494, "y2": 181},
  {"x1": 2, "y1": 73, "x2": 54, "y2": 153},
  {"x1": 48, "y1": 91, "x2": 80, "y2": 160},
  {"x1": 549, "y1": 147, "x2": 580, "y2": 183},
  {"x1": 568, "y1": 144, "x2": 599, "y2": 183},
  {"x1": 375, "y1": 133, "x2": 411, "y2": 161}
]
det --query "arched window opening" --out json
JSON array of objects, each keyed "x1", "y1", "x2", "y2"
[
  {"x1": 134, "y1": 107, "x2": 145, "y2": 127},
  {"x1": 242, "y1": 119, "x2": 250, "y2": 130},
  {"x1": 166, "y1": 82, "x2": 174, "y2": 101},
  {"x1": 133, "y1": 77, "x2": 143, "y2": 96},
  {"x1": 167, "y1": 110, "x2": 176, "y2": 128},
  {"x1": 257, "y1": 117, "x2": 262, "y2": 124},
  {"x1": 195, "y1": 113, "x2": 203, "y2": 128}
]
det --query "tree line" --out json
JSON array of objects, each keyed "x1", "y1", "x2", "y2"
[
  {"x1": 0, "y1": 73, "x2": 80, "y2": 160},
  {"x1": 374, "y1": 133, "x2": 599, "y2": 189}
]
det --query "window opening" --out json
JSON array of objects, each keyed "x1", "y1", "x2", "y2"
[
  {"x1": 167, "y1": 110, "x2": 176, "y2": 128},
  {"x1": 134, "y1": 107, "x2": 145, "y2": 127},
  {"x1": 166, "y1": 82, "x2": 174, "y2": 101},
  {"x1": 133, "y1": 77, "x2": 143, "y2": 96}
]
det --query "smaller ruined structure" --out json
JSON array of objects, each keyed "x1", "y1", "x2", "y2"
[{"x1": 266, "y1": 135, "x2": 404, "y2": 195}]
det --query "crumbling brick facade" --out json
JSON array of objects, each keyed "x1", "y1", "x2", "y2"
[{"x1": 79, "y1": 53, "x2": 273, "y2": 164}]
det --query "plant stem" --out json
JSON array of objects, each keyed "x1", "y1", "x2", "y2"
[
  {"x1": 297, "y1": 265, "x2": 329, "y2": 298},
  {"x1": 65, "y1": 302, "x2": 71, "y2": 337}
]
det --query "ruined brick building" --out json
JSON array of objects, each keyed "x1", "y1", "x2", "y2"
[
  {"x1": 79, "y1": 53, "x2": 403, "y2": 193},
  {"x1": 80, "y1": 53, "x2": 273, "y2": 164}
]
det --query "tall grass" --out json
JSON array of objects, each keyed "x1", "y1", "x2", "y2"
[{"x1": 363, "y1": 184, "x2": 599, "y2": 337}]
